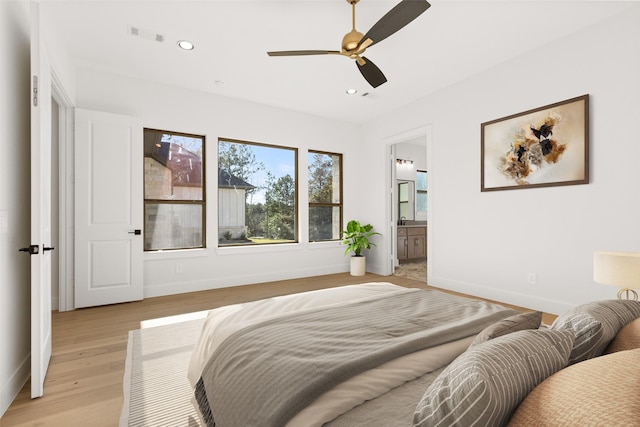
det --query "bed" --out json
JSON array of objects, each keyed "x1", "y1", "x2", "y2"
[{"x1": 186, "y1": 282, "x2": 640, "y2": 427}]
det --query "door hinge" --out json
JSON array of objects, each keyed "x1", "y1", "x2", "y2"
[{"x1": 32, "y1": 75, "x2": 38, "y2": 107}]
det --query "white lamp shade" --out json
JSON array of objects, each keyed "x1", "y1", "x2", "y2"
[{"x1": 593, "y1": 251, "x2": 640, "y2": 289}]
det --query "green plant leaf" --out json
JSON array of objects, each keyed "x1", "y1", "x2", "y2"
[{"x1": 340, "y1": 219, "x2": 381, "y2": 256}]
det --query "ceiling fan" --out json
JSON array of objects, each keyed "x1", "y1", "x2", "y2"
[{"x1": 267, "y1": 0, "x2": 431, "y2": 88}]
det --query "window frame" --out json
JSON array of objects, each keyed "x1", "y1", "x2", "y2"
[
  {"x1": 218, "y1": 137, "x2": 299, "y2": 247},
  {"x1": 143, "y1": 128, "x2": 206, "y2": 252},
  {"x1": 416, "y1": 169, "x2": 428, "y2": 213},
  {"x1": 308, "y1": 149, "x2": 343, "y2": 243}
]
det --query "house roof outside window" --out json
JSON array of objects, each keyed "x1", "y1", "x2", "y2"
[{"x1": 218, "y1": 168, "x2": 255, "y2": 190}]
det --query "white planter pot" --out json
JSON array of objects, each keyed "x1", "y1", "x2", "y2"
[{"x1": 350, "y1": 256, "x2": 366, "y2": 276}]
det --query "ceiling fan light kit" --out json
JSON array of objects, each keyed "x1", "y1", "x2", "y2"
[{"x1": 267, "y1": 0, "x2": 431, "y2": 88}]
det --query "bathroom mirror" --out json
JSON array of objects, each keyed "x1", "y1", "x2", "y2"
[{"x1": 397, "y1": 180, "x2": 415, "y2": 221}]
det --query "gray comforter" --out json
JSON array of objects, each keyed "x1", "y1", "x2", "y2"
[{"x1": 195, "y1": 287, "x2": 518, "y2": 427}]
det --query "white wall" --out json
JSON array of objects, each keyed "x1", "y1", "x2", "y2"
[
  {"x1": 0, "y1": 0, "x2": 32, "y2": 416},
  {"x1": 362, "y1": 4, "x2": 640, "y2": 315},
  {"x1": 75, "y1": 68, "x2": 362, "y2": 297}
]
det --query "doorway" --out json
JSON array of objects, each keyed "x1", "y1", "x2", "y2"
[{"x1": 385, "y1": 126, "x2": 432, "y2": 281}]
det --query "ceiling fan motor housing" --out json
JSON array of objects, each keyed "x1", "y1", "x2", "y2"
[{"x1": 342, "y1": 30, "x2": 364, "y2": 52}]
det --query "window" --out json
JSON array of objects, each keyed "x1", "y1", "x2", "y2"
[
  {"x1": 308, "y1": 151, "x2": 342, "y2": 242},
  {"x1": 218, "y1": 138, "x2": 297, "y2": 246},
  {"x1": 398, "y1": 181, "x2": 411, "y2": 219},
  {"x1": 143, "y1": 129, "x2": 205, "y2": 251},
  {"x1": 417, "y1": 170, "x2": 428, "y2": 212}
]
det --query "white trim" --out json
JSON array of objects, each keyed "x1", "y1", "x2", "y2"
[
  {"x1": 216, "y1": 241, "x2": 303, "y2": 256},
  {"x1": 0, "y1": 354, "x2": 30, "y2": 416},
  {"x1": 51, "y1": 71, "x2": 73, "y2": 106},
  {"x1": 51, "y1": 69, "x2": 75, "y2": 312},
  {"x1": 425, "y1": 125, "x2": 433, "y2": 284},
  {"x1": 383, "y1": 126, "x2": 432, "y2": 277},
  {"x1": 389, "y1": 144, "x2": 398, "y2": 273},
  {"x1": 308, "y1": 240, "x2": 343, "y2": 250},
  {"x1": 143, "y1": 248, "x2": 211, "y2": 261}
]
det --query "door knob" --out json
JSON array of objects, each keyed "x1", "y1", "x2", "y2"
[
  {"x1": 19, "y1": 244, "x2": 39, "y2": 255},
  {"x1": 128, "y1": 229, "x2": 141, "y2": 235},
  {"x1": 43, "y1": 245, "x2": 55, "y2": 252}
]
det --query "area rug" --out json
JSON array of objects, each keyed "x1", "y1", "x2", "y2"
[
  {"x1": 394, "y1": 261, "x2": 427, "y2": 282},
  {"x1": 120, "y1": 318, "x2": 206, "y2": 426}
]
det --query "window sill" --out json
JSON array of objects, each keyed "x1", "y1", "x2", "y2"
[
  {"x1": 143, "y1": 248, "x2": 210, "y2": 260},
  {"x1": 216, "y1": 242, "x2": 301, "y2": 255},
  {"x1": 308, "y1": 240, "x2": 343, "y2": 250}
]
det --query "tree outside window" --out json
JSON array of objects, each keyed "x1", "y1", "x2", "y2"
[
  {"x1": 218, "y1": 139, "x2": 297, "y2": 246},
  {"x1": 308, "y1": 151, "x2": 342, "y2": 242}
]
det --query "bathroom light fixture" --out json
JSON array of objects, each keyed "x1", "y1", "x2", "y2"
[
  {"x1": 396, "y1": 158, "x2": 414, "y2": 166},
  {"x1": 177, "y1": 40, "x2": 194, "y2": 50}
]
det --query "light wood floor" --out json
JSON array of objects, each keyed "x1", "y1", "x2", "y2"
[{"x1": 2, "y1": 273, "x2": 554, "y2": 426}]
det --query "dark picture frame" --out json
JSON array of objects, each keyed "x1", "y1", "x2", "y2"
[{"x1": 481, "y1": 94, "x2": 589, "y2": 192}]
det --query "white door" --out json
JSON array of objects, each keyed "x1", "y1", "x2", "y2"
[
  {"x1": 74, "y1": 109, "x2": 144, "y2": 308},
  {"x1": 29, "y1": 1, "x2": 53, "y2": 399}
]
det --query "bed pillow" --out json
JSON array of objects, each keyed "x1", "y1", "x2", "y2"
[
  {"x1": 412, "y1": 329, "x2": 574, "y2": 427},
  {"x1": 551, "y1": 299, "x2": 640, "y2": 364},
  {"x1": 508, "y1": 348, "x2": 640, "y2": 426},
  {"x1": 605, "y1": 316, "x2": 640, "y2": 354},
  {"x1": 469, "y1": 311, "x2": 542, "y2": 347}
]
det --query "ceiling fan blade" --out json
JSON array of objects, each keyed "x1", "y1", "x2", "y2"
[
  {"x1": 360, "y1": 0, "x2": 431, "y2": 48},
  {"x1": 356, "y1": 56, "x2": 387, "y2": 88},
  {"x1": 267, "y1": 50, "x2": 340, "y2": 57}
]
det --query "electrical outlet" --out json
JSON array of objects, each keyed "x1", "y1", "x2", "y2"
[
  {"x1": 527, "y1": 272, "x2": 537, "y2": 285},
  {"x1": 175, "y1": 263, "x2": 184, "y2": 274}
]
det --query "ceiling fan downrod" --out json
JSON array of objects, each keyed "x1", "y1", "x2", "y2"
[{"x1": 343, "y1": 0, "x2": 364, "y2": 53}]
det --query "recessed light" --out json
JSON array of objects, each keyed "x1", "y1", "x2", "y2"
[
  {"x1": 346, "y1": 89, "x2": 357, "y2": 95},
  {"x1": 177, "y1": 40, "x2": 194, "y2": 50}
]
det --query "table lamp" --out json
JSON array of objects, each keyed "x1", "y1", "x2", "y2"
[{"x1": 593, "y1": 251, "x2": 640, "y2": 300}]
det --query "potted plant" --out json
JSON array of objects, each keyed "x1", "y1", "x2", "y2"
[{"x1": 341, "y1": 220, "x2": 381, "y2": 276}]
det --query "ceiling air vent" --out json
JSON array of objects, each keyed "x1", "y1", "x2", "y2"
[{"x1": 128, "y1": 25, "x2": 165, "y2": 43}]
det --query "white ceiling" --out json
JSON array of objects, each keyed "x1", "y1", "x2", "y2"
[{"x1": 40, "y1": 0, "x2": 633, "y2": 124}]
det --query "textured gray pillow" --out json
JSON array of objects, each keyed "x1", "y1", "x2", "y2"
[
  {"x1": 469, "y1": 311, "x2": 542, "y2": 347},
  {"x1": 551, "y1": 299, "x2": 640, "y2": 364},
  {"x1": 412, "y1": 329, "x2": 575, "y2": 427}
]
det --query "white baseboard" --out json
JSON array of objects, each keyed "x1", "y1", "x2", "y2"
[
  {"x1": 1, "y1": 353, "x2": 30, "y2": 418},
  {"x1": 143, "y1": 263, "x2": 349, "y2": 299},
  {"x1": 428, "y1": 275, "x2": 573, "y2": 316}
]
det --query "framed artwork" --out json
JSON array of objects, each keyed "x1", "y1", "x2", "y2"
[{"x1": 481, "y1": 94, "x2": 589, "y2": 192}]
